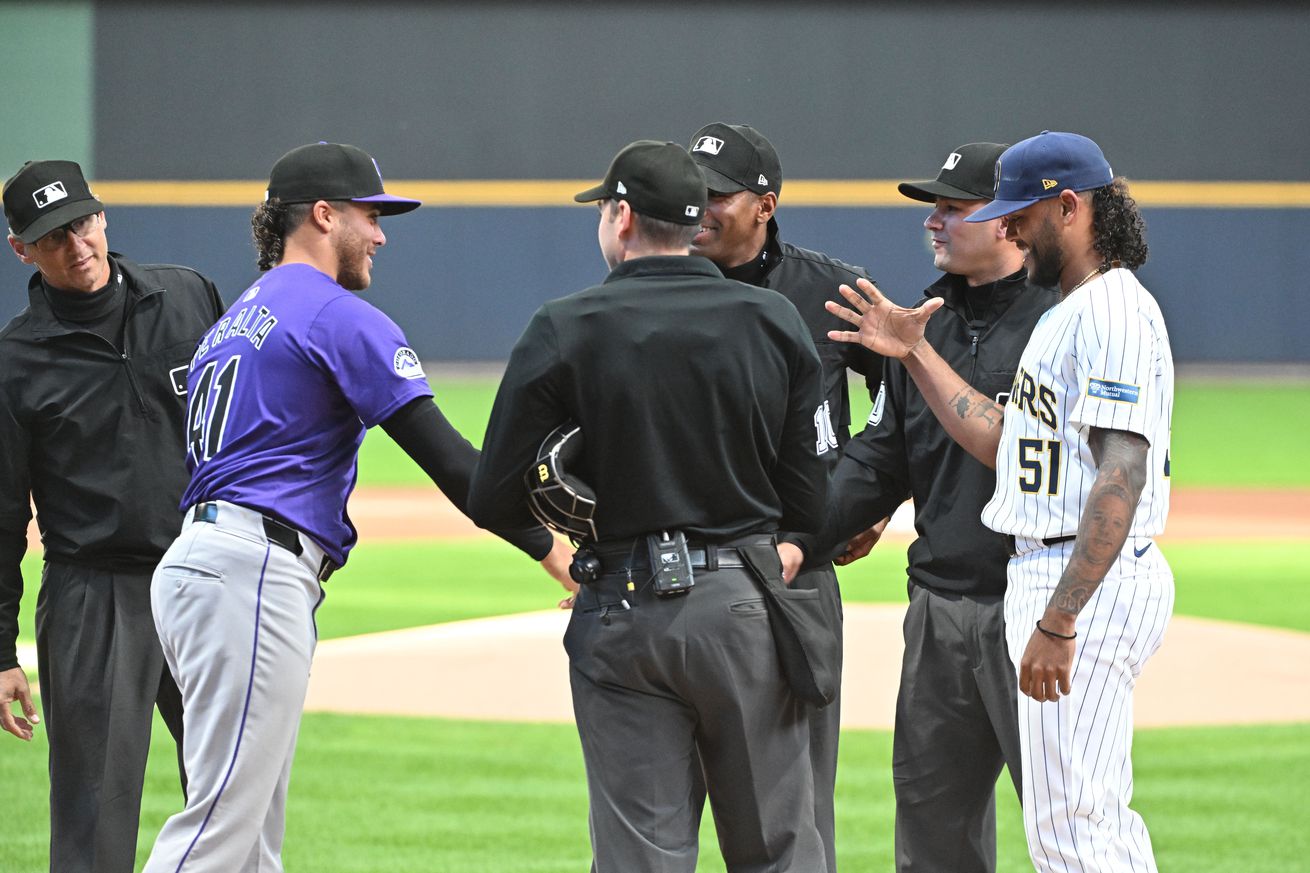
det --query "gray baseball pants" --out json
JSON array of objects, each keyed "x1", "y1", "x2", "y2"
[{"x1": 143, "y1": 501, "x2": 325, "y2": 873}]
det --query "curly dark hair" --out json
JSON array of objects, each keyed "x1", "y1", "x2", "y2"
[
  {"x1": 1090, "y1": 178, "x2": 1148, "y2": 270},
  {"x1": 251, "y1": 199, "x2": 347, "y2": 271}
]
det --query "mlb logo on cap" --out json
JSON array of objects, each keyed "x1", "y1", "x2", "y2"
[
  {"x1": 693, "y1": 136, "x2": 725, "y2": 156},
  {"x1": 3, "y1": 159, "x2": 105, "y2": 243},
  {"x1": 34, "y1": 181, "x2": 69, "y2": 208}
]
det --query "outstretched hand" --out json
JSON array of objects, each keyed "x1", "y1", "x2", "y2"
[{"x1": 825, "y1": 278, "x2": 945, "y2": 359}]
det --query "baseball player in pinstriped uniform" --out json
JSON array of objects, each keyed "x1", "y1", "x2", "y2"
[{"x1": 826, "y1": 131, "x2": 1174, "y2": 872}]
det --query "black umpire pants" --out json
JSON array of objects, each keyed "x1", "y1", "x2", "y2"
[
  {"x1": 35, "y1": 561, "x2": 185, "y2": 873},
  {"x1": 893, "y1": 585, "x2": 1022, "y2": 873},
  {"x1": 684, "y1": 563, "x2": 843, "y2": 871},
  {"x1": 566, "y1": 558, "x2": 826, "y2": 873},
  {"x1": 789, "y1": 563, "x2": 842, "y2": 873}
]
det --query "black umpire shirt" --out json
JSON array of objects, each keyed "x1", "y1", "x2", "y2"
[
  {"x1": 721, "y1": 218, "x2": 884, "y2": 448},
  {"x1": 468, "y1": 255, "x2": 833, "y2": 544},
  {"x1": 0, "y1": 254, "x2": 224, "y2": 670},
  {"x1": 795, "y1": 269, "x2": 1057, "y2": 596}
]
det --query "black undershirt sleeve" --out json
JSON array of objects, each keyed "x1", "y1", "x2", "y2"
[
  {"x1": 783, "y1": 450, "x2": 909, "y2": 567},
  {"x1": 380, "y1": 397, "x2": 554, "y2": 560}
]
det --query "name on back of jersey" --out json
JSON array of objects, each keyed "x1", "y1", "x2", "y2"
[{"x1": 190, "y1": 298, "x2": 280, "y2": 369}]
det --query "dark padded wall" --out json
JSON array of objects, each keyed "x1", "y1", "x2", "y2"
[
  {"x1": 93, "y1": 2, "x2": 1310, "y2": 181},
  {"x1": 5, "y1": 204, "x2": 1307, "y2": 363},
  {"x1": 4, "y1": 3, "x2": 1307, "y2": 363}
]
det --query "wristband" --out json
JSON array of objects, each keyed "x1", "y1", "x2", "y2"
[{"x1": 1036, "y1": 619, "x2": 1076, "y2": 641}]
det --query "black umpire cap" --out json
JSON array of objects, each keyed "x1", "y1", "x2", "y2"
[
  {"x1": 574, "y1": 141, "x2": 706, "y2": 225},
  {"x1": 3, "y1": 160, "x2": 104, "y2": 244},
  {"x1": 898, "y1": 143, "x2": 1009, "y2": 203},
  {"x1": 688, "y1": 123, "x2": 782, "y2": 196}
]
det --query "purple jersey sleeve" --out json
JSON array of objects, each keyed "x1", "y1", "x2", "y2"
[{"x1": 306, "y1": 295, "x2": 432, "y2": 427}]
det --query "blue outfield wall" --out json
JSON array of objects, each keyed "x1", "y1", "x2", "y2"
[{"x1": 2, "y1": 205, "x2": 1307, "y2": 364}]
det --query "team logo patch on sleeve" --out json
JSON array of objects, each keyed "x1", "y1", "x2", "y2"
[
  {"x1": 1087, "y1": 377, "x2": 1140, "y2": 403},
  {"x1": 393, "y1": 347, "x2": 426, "y2": 379}
]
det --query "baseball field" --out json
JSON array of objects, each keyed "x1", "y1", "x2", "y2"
[{"x1": 3, "y1": 375, "x2": 1308, "y2": 872}]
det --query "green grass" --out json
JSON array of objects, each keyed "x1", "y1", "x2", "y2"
[
  {"x1": 357, "y1": 376, "x2": 1310, "y2": 488},
  {"x1": 13, "y1": 538, "x2": 1309, "y2": 648},
  {"x1": 5, "y1": 374, "x2": 1307, "y2": 871},
  {"x1": 2, "y1": 706, "x2": 1305, "y2": 872},
  {"x1": 1167, "y1": 381, "x2": 1310, "y2": 488},
  {"x1": 312, "y1": 539, "x2": 573, "y2": 640},
  {"x1": 834, "y1": 538, "x2": 1310, "y2": 633},
  {"x1": 357, "y1": 377, "x2": 502, "y2": 484}
]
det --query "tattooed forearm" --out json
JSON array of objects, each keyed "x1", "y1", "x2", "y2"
[
  {"x1": 948, "y1": 387, "x2": 1003, "y2": 430},
  {"x1": 1049, "y1": 428, "x2": 1150, "y2": 618}
]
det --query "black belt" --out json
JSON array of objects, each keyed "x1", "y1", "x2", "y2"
[
  {"x1": 192, "y1": 502, "x2": 338, "y2": 582},
  {"x1": 591, "y1": 534, "x2": 774, "y2": 574},
  {"x1": 1006, "y1": 533, "x2": 1076, "y2": 557}
]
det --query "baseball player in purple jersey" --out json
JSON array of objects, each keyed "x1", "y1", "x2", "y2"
[
  {"x1": 142, "y1": 142, "x2": 572, "y2": 872},
  {"x1": 827, "y1": 132, "x2": 1174, "y2": 872}
]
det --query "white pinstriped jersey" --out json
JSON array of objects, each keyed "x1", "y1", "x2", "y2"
[{"x1": 982, "y1": 268, "x2": 1173, "y2": 539}]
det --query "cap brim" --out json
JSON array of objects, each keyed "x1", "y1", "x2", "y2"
[
  {"x1": 897, "y1": 180, "x2": 989, "y2": 204},
  {"x1": 15, "y1": 198, "x2": 104, "y2": 243},
  {"x1": 352, "y1": 194, "x2": 421, "y2": 215},
  {"x1": 964, "y1": 197, "x2": 1041, "y2": 223},
  {"x1": 693, "y1": 164, "x2": 748, "y2": 195},
  {"x1": 573, "y1": 183, "x2": 610, "y2": 204}
]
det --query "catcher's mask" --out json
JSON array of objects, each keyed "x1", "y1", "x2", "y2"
[{"x1": 524, "y1": 422, "x2": 597, "y2": 542}]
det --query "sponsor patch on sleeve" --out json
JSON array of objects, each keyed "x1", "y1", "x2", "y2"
[
  {"x1": 1087, "y1": 377, "x2": 1140, "y2": 404},
  {"x1": 393, "y1": 347, "x2": 426, "y2": 380}
]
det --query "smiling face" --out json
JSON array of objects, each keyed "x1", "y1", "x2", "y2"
[
  {"x1": 331, "y1": 202, "x2": 386, "y2": 291},
  {"x1": 689, "y1": 189, "x2": 771, "y2": 269},
  {"x1": 1003, "y1": 199, "x2": 1066, "y2": 287},
  {"x1": 9, "y1": 211, "x2": 111, "y2": 293}
]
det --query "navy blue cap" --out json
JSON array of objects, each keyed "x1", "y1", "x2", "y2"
[{"x1": 966, "y1": 131, "x2": 1113, "y2": 223}]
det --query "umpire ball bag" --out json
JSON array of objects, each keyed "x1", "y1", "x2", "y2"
[{"x1": 524, "y1": 422, "x2": 598, "y2": 542}]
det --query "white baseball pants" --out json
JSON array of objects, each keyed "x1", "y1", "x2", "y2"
[{"x1": 1004, "y1": 537, "x2": 1174, "y2": 873}]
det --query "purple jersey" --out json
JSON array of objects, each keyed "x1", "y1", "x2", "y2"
[{"x1": 179, "y1": 263, "x2": 432, "y2": 564}]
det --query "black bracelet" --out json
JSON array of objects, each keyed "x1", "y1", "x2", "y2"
[{"x1": 1036, "y1": 619, "x2": 1077, "y2": 641}]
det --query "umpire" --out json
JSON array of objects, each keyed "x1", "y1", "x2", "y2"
[
  {"x1": 0, "y1": 160, "x2": 224, "y2": 872},
  {"x1": 782, "y1": 143, "x2": 1056, "y2": 872},
  {"x1": 469, "y1": 140, "x2": 833, "y2": 872},
  {"x1": 687, "y1": 120, "x2": 884, "y2": 872}
]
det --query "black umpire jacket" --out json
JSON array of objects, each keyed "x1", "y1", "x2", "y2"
[
  {"x1": 726, "y1": 219, "x2": 883, "y2": 448},
  {"x1": 796, "y1": 269, "x2": 1058, "y2": 597},
  {"x1": 468, "y1": 255, "x2": 833, "y2": 544},
  {"x1": 0, "y1": 254, "x2": 224, "y2": 670}
]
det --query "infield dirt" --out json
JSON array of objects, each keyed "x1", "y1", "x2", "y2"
[{"x1": 297, "y1": 486, "x2": 1310, "y2": 728}]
